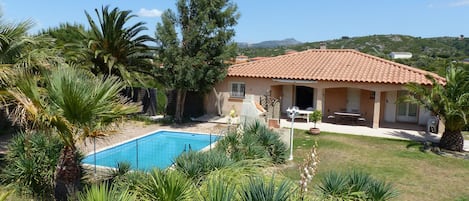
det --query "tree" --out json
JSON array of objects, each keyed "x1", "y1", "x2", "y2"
[
  {"x1": 85, "y1": 5, "x2": 155, "y2": 85},
  {"x1": 40, "y1": 23, "x2": 91, "y2": 65},
  {"x1": 404, "y1": 65, "x2": 469, "y2": 151},
  {"x1": 5, "y1": 66, "x2": 138, "y2": 200},
  {"x1": 155, "y1": 0, "x2": 239, "y2": 122}
]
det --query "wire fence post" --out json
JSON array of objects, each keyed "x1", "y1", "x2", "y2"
[
  {"x1": 136, "y1": 139, "x2": 139, "y2": 170},
  {"x1": 93, "y1": 137, "x2": 96, "y2": 179}
]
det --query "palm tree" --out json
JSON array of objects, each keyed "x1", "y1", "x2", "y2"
[
  {"x1": 0, "y1": 15, "x2": 34, "y2": 64},
  {"x1": 404, "y1": 66, "x2": 469, "y2": 151},
  {"x1": 6, "y1": 66, "x2": 139, "y2": 200},
  {"x1": 85, "y1": 5, "x2": 155, "y2": 85}
]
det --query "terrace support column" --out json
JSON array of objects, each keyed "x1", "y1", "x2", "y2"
[
  {"x1": 315, "y1": 87, "x2": 324, "y2": 113},
  {"x1": 372, "y1": 91, "x2": 381, "y2": 129}
]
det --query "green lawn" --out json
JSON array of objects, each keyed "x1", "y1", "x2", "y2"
[
  {"x1": 463, "y1": 131, "x2": 469, "y2": 139},
  {"x1": 280, "y1": 130, "x2": 469, "y2": 201}
]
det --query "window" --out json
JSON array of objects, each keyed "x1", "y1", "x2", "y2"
[{"x1": 231, "y1": 82, "x2": 245, "y2": 98}]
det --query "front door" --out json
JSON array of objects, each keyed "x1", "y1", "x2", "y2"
[
  {"x1": 295, "y1": 86, "x2": 314, "y2": 110},
  {"x1": 396, "y1": 91, "x2": 418, "y2": 122}
]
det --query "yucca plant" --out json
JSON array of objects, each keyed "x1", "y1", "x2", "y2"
[
  {"x1": 1, "y1": 131, "x2": 63, "y2": 199},
  {"x1": 108, "y1": 161, "x2": 132, "y2": 179},
  {"x1": 138, "y1": 168, "x2": 194, "y2": 201},
  {"x1": 367, "y1": 179, "x2": 399, "y2": 201},
  {"x1": 200, "y1": 175, "x2": 237, "y2": 201},
  {"x1": 317, "y1": 172, "x2": 350, "y2": 198},
  {"x1": 112, "y1": 171, "x2": 147, "y2": 197},
  {"x1": 174, "y1": 150, "x2": 233, "y2": 185},
  {"x1": 317, "y1": 171, "x2": 398, "y2": 201},
  {"x1": 215, "y1": 121, "x2": 287, "y2": 164},
  {"x1": 78, "y1": 183, "x2": 136, "y2": 201},
  {"x1": 347, "y1": 171, "x2": 373, "y2": 193},
  {"x1": 239, "y1": 175, "x2": 296, "y2": 201}
]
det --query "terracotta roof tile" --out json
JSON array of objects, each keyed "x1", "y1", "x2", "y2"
[{"x1": 228, "y1": 49, "x2": 445, "y2": 85}]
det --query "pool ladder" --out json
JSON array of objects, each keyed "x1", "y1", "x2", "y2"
[{"x1": 183, "y1": 144, "x2": 192, "y2": 152}]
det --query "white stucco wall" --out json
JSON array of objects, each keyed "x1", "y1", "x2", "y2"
[
  {"x1": 282, "y1": 85, "x2": 293, "y2": 113},
  {"x1": 418, "y1": 106, "x2": 431, "y2": 125},
  {"x1": 384, "y1": 91, "x2": 397, "y2": 123}
]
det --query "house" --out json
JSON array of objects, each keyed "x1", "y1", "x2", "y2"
[
  {"x1": 205, "y1": 49, "x2": 445, "y2": 129},
  {"x1": 234, "y1": 55, "x2": 249, "y2": 64},
  {"x1": 389, "y1": 52, "x2": 412, "y2": 59}
]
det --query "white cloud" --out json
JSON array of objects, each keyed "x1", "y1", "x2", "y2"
[
  {"x1": 449, "y1": 0, "x2": 469, "y2": 7},
  {"x1": 137, "y1": 8, "x2": 163, "y2": 18}
]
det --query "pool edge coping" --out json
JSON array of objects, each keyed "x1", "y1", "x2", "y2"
[{"x1": 82, "y1": 128, "x2": 222, "y2": 157}]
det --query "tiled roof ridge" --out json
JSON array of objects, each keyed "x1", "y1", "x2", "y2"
[
  {"x1": 230, "y1": 49, "x2": 351, "y2": 68},
  {"x1": 228, "y1": 48, "x2": 446, "y2": 85},
  {"x1": 349, "y1": 49, "x2": 445, "y2": 82}
]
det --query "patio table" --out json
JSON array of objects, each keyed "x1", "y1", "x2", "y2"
[
  {"x1": 333, "y1": 112, "x2": 364, "y2": 124},
  {"x1": 297, "y1": 110, "x2": 314, "y2": 123}
]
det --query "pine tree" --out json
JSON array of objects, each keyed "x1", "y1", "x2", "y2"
[{"x1": 155, "y1": 0, "x2": 239, "y2": 122}]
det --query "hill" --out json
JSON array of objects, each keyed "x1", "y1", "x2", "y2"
[
  {"x1": 237, "y1": 38, "x2": 302, "y2": 48},
  {"x1": 237, "y1": 34, "x2": 469, "y2": 75}
]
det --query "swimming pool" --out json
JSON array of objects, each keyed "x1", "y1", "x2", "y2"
[{"x1": 83, "y1": 130, "x2": 219, "y2": 171}]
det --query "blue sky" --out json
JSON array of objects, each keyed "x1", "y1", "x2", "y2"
[{"x1": 1, "y1": 0, "x2": 468, "y2": 43}]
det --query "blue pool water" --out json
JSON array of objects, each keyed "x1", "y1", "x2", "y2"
[{"x1": 83, "y1": 130, "x2": 218, "y2": 171}]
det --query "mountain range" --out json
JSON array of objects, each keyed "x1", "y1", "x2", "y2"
[
  {"x1": 237, "y1": 34, "x2": 469, "y2": 75},
  {"x1": 237, "y1": 38, "x2": 302, "y2": 48}
]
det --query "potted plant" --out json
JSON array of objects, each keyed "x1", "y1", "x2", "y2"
[{"x1": 309, "y1": 110, "x2": 322, "y2": 135}]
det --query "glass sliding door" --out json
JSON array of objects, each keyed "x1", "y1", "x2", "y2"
[{"x1": 396, "y1": 91, "x2": 418, "y2": 122}]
